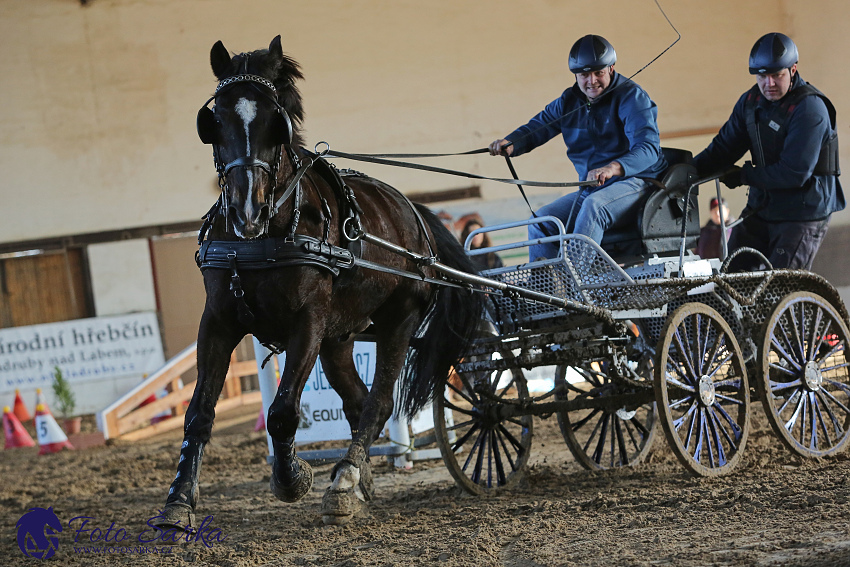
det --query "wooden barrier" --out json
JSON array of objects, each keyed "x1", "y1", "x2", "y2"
[{"x1": 97, "y1": 341, "x2": 267, "y2": 441}]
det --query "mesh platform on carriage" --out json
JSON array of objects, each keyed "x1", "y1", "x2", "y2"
[
  {"x1": 482, "y1": 236, "x2": 696, "y2": 327},
  {"x1": 480, "y1": 234, "x2": 843, "y2": 343}
]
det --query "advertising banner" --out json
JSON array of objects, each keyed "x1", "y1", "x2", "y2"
[
  {"x1": 0, "y1": 313, "x2": 165, "y2": 394},
  {"x1": 292, "y1": 342, "x2": 376, "y2": 444},
  {"x1": 286, "y1": 342, "x2": 434, "y2": 445}
]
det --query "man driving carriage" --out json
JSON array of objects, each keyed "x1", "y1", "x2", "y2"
[
  {"x1": 692, "y1": 32, "x2": 844, "y2": 270},
  {"x1": 488, "y1": 34, "x2": 667, "y2": 260}
]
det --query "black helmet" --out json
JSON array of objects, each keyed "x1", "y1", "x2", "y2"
[
  {"x1": 569, "y1": 35, "x2": 617, "y2": 73},
  {"x1": 749, "y1": 33, "x2": 798, "y2": 75}
]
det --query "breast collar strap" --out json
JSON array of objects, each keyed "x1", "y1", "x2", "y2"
[{"x1": 197, "y1": 234, "x2": 355, "y2": 277}]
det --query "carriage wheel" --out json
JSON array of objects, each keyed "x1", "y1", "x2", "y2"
[
  {"x1": 655, "y1": 303, "x2": 750, "y2": 476},
  {"x1": 758, "y1": 291, "x2": 850, "y2": 458},
  {"x1": 433, "y1": 347, "x2": 533, "y2": 495},
  {"x1": 556, "y1": 362, "x2": 657, "y2": 470}
]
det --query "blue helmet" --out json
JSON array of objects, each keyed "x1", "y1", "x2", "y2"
[
  {"x1": 569, "y1": 35, "x2": 617, "y2": 73},
  {"x1": 749, "y1": 33, "x2": 798, "y2": 75}
]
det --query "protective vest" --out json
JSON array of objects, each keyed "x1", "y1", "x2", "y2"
[{"x1": 744, "y1": 83, "x2": 840, "y2": 178}]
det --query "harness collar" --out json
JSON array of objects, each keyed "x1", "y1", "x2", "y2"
[{"x1": 197, "y1": 234, "x2": 354, "y2": 277}]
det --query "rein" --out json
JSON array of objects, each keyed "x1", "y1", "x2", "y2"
[{"x1": 321, "y1": 145, "x2": 595, "y2": 189}]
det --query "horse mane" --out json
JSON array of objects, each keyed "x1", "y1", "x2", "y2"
[{"x1": 221, "y1": 43, "x2": 306, "y2": 149}]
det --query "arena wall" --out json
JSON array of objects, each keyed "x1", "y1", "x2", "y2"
[{"x1": 1, "y1": 0, "x2": 849, "y2": 366}]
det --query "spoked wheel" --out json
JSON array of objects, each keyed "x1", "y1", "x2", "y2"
[
  {"x1": 758, "y1": 291, "x2": 850, "y2": 458},
  {"x1": 556, "y1": 361, "x2": 657, "y2": 470},
  {"x1": 433, "y1": 347, "x2": 533, "y2": 495},
  {"x1": 655, "y1": 303, "x2": 750, "y2": 476}
]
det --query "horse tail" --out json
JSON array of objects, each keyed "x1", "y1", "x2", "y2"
[{"x1": 397, "y1": 205, "x2": 485, "y2": 418}]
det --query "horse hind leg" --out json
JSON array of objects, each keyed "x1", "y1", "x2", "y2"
[
  {"x1": 319, "y1": 339, "x2": 369, "y2": 441},
  {"x1": 321, "y1": 442, "x2": 372, "y2": 525},
  {"x1": 315, "y1": 341, "x2": 374, "y2": 524},
  {"x1": 321, "y1": 313, "x2": 421, "y2": 525}
]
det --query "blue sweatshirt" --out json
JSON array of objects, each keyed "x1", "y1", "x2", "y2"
[
  {"x1": 505, "y1": 72, "x2": 667, "y2": 188},
  {"x1": 692, "y1": 73, "x2": 844, "y2": 222}
]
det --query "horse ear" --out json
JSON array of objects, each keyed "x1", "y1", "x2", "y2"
[
  {"x1": 210, "y1": 40, "x2": 231, "y2": 79},
  {"x1": 269, "y1": 35, "x2": 283, "y2": 61}
]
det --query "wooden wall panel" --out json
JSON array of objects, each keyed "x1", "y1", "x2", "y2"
[{"x1": 0, "y1": 249, "x2": 90, "y2": 328}]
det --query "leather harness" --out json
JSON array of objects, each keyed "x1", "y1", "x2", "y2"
[
  {"x1": 194, "y1": 73, "x2": 456, "y2": 337},
  {"x1": 196, "y1": 148, "x2": 455, "y2": 334}
]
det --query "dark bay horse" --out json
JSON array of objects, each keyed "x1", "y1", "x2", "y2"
[{"x1": 157, "y1": 36, "x2": 483, "y2": 526}]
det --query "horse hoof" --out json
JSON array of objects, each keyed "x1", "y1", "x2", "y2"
[
  {"x1": 321, "y1": 488, "x2": 365, "y2": 525},
  {"x1": 270, "y1": 457, "x2": 314, "y2": 503},
  {"x1": 152, "y1": 503, "x2": 195, "y2": 531}
]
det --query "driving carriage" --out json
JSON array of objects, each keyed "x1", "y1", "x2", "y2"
[
  {"x1": 159, "y1": 36, "x2": 850, "y2": 528},
  {"x1": 433, "y1": 147, "x2": 850, "y2": 491}
]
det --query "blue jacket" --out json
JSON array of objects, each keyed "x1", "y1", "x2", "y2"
[
  {"x1": 505, "y1": 72, "x2": 667, "y2": 188},
  {"x1": 692, "y1": 73, "x2": 844, "y2": 222}
]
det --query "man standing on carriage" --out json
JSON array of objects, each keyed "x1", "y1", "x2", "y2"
[
  {"x1": 692, "y1": 32, "x2": 844, "y2": 271},
  {"x1": 488, "y1": 34, "x2": 667, "y2": 260}
]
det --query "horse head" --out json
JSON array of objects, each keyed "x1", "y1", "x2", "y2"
[{"x1": 199, "y1": 36, "x2": 305, "y2": 238}]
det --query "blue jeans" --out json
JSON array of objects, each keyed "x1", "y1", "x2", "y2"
[{"x1": 528, "y1": 177, "x2": 651, "y2": 260}]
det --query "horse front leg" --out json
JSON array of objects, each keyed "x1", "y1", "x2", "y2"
[
  {"x1": 322, "y1": 312, "x2": 421, "y2": 525},
  {"x1": 156, "y1": 313, "x2": 243, "y2": 530},
  {"x1": 267, "y1": 320, "x2": 324, "y2": 503}
]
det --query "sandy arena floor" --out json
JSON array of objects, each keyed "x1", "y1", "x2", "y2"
[{"x1": 2, "y1": 403, "x2": 850, "y2": 566}]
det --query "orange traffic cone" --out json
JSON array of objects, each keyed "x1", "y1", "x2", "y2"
[
  {"x1": 4, "y1": 405, "x2": 36, "y2": 449},
  {"x1": 34, "y1": 404, "x2": 73, "y2": 454},
  {"x1": 254, "y1": 408, "x2": 265, "y2": 431},
  {"x1": 13, "y1": 389, "x2": 32, "y2": 423}
]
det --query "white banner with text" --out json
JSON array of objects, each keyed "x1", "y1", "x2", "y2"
[{"x1": 0, "y1": 313, "x2": 165, "y2": 394}]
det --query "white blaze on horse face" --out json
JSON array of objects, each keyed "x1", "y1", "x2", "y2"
[
  {"x1": 235, "y1": 97, "x2": 257, "y2": 151},
  {"x1": 235, "y1": 97, "x2": 259, "y2": 219}
]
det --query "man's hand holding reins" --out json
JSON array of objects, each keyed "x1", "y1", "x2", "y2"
[
  {"x1": 488, "y1": 139, "x2": 514, "y2": 156},
  {"x1": 586, "y1": 161, "x2": 624, "y2": 185}
]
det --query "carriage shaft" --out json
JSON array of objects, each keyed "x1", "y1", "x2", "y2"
[{"x1": 360, "y1": 233, "x2": 617, "y2": 324}]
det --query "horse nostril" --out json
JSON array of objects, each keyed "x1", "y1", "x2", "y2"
[
  {"x1": 256, "y1": 205, "x2": 270, "y2": 226},
  {"x1": 227, "y1": 206, "x2": 243, "y2": 226}
]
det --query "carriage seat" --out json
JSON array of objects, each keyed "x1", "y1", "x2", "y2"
[{"x1": 600, "y1": 147, "x2": 700, "y2": 259}]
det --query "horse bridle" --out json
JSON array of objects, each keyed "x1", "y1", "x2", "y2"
[{"x1": 197, "y1": 73, "x2": 299, "y2": 235}]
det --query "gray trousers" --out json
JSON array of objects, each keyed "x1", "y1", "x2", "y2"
[{"x1": 728, "y1": 214, "x2": 830, "y2": 271}]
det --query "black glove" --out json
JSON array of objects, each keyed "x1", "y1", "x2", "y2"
[{"x1": 719, "y1": 166, "x2": 743, "y2": 188}]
